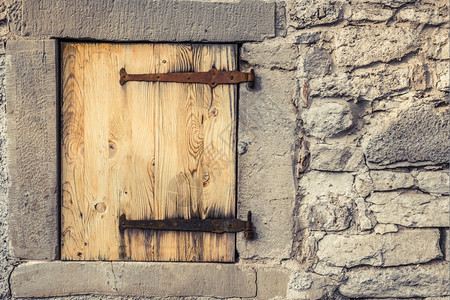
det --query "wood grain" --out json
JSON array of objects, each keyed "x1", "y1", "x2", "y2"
[{"x1": 61, "y1": 43, "x2": 236, "y2": 261}]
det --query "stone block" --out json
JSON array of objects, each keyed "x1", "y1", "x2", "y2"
[
  {"x1": 301, "y1": 101, "x2": 353, "y2": 139},
  {"x1": 363, "y1": 104, "x2": 449, "y2": 167},
  {"x1": 374, "y1": 223, "x2": 398, "y2": 234},
  {"x1": 356, "y1": 0, "x2": 415, "y2": 8},
  {"x1": 396, "y1": 3, "x2": 449, "y2": 25},
  {"x1": 346, "y1": 4, "x2": 394, "y2": 22},
  {"x1": 310, "y1": 144, "x2": 364, "y2": 172},
  {"x1": 299, "y1": 195, "x2": 352, "y2": 232},
  {"x1": 415, "y1": 170, "x2": 449, "y2": 195},
  {"x1": 339, "y1": 261, "x2": 450, "y2": 298},
  {"x1": 370, "y1": 170, "x2": 414, "y2": 191},
  {"x1": 317, "y1": 229, "x2": 441, "y2": 268},
  {"x1": 367, "y1": 191, "x2": 450, "y2": 227},
  {"x1": 256, "y1": 268, "x2": 289, "y2": 299},
  {"x1": 288, "y1": 0, "x2": 344, "y2": 29},
  {"x1": 238, "y1": 69, "x2": 297, "y2": 260},
  {"x1": 241, "y1": 38, "x2": 299, "y2": 70},
  {"x1": 335, "y1": 25, "x2": 420, "y2": 69},
  {"x1": 11, "y1": 261, "x2": 256, "y2": 298},
  {"x1": 300, "y1": 171, "x2": 354, "y2": 197},
  {"x1": 302, "y1": 47, "x2": 331, "y2": 76},
  {"x1": 22, "y1": 0, "x2": 275, "y2": 42},
  {"x1": 309, "y1": 67, "x2": 410, "y2": 101},
  {"x1": 6, "y1": 40, "x2": 58, "y2": 260}
]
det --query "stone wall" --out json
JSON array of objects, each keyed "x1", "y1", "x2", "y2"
[{"x1": 0, "y1": 0, "x2": 449, "y2": 299}]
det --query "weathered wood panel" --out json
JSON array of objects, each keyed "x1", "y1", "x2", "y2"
[{"x1": 61, "y1": 43, "x2": 236, "y2": 261}]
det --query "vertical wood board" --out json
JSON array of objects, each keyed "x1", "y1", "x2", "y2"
[{"x1": 61, "y1": 43, "x2": 236, "y2": 261}]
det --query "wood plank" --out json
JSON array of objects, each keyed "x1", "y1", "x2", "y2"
[{"x1": 61, "y1": 43, "x2": 236, "y2": 261}]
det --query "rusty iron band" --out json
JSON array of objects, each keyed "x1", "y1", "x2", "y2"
[
  {"x1": 120, "y1": 67, "x2": 255, "y2": 88},
  {"x1": 120, "y1": 211, "x2": 255, "y2": 240}
]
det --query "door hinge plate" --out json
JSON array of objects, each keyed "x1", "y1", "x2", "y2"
[
  {"x1": 120, "y1": 67, "x2": 255, "y2": 88},
  {"x1": 120, "y1": 211, "x2": 255, "y2": 240}
]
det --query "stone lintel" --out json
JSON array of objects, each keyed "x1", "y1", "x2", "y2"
[{"x1": 22, "y1": 0, "x2": 275, "y2": 42}]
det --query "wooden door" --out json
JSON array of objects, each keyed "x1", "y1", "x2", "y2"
[{"x1": 61, "y1": 43, "x2": 236, "y2": 262}]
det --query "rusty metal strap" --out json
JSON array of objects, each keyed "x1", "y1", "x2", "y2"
[
  {"x1": 120, "y1": 67, "x2": 255, "y2": 88},
  {"x1": 120, "y1": 211, "x2": 255, "y2": 239}
]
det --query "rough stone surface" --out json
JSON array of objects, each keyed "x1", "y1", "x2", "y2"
[
  {"x1": 370, "y1": 170, "x2": 415, "y2": 191},
  {"x1": 6, "y1": 40, "x2": 59, "y2": 260},
  {"x1": 310, "y1": 144, "x2": 364, "y2": 172},
  {"x1": 238, "y1": 68, "x2": 297, "y2": 260},
  {"x1": 308, "y1": 66, "x2": 410, "y2": 101},
  {"x1": 299, "y1": 195, "x2": 352, "y2": 232},
  {"x1": 374, "y1": 223, "x2": 398, "y2": 234},
  {"x1": 11, "y1": 262, "x2": 256, "y2": 298},
  {"x1": 288, "y1": 0, "x2": 344, "y2": 29},
  {"x1": 256, "y1": 268, "x2": 290, "y2": 299},
  {"x1": 241, "y1": 38, "x2": 299, "y2": 70},
  {"x1": 415, "y1": 170, "x2": 449, "y2": 195},
  {"x1": 335, "y1": 25, "x2": 420, "y2": 68},
  {"x1": 21, "y1": 0, "x2": 275, "y2": 42},
  {"x1": 367, "y1": 191, "x2": 450, "y2": 227},
  {"x1": 301, "y1": 101, "x2": 353, "y2": 139},
  {"x1": 0, "y1": 40, "x2": 12, "y2": 300},
  {"x1": 340, "y1": 262, "x2": 450, "y2": 298},
  {"x1": 364, "y1": 104, "x2": 449, "y2": 167},
  {"x1": 317, "y1": 229, "x2": 442, "y2": 268},
  {"x1": 396, "y1": 2, "x2": 449, "y2": 25}
]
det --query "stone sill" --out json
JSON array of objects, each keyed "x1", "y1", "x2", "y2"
[{"x1": 10, "y1": 261, "x2": 256, "y2": 298}]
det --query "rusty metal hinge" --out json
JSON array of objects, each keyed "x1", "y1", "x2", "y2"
[
  {"x1": 120, "y1": 68, "x2": 255, "y2": 88},
  {"x1": 119, "y1": 211, "x2": 255, "y2": 240}
]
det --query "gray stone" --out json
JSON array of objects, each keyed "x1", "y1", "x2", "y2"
[
  {"x1": 299, "y1": 195, "x2": 352, "y2": 231},
  {"x1": 335, "y1": 25, "x2": 420, "y2": 68},
  {"x1": 257, "y1": 268, "x2": 289, "y2": 299},
  {"x1": 301, "y1": 101, "x2": 353, "y2": 139},
  {"x1": 346, "y1": 4, "x2": 394, "y2": 22},
  {"x1": 367, "y1": 191, "x2": 450, "y2": 227},
  {"x1": 355, "y1": 172, "x2": 375, "y2": 198},
  {"x1": 436, "y1": 62, "x2": 450, "y2": 92},
  {"x1": 241, "y1": 38, "x2": 299, "y2": 70},
  {"x1": 416, "y1": 170, "x2": 449, "y2": 195},
  {"x1": 374, "y1": 223, "x2": 398, "y2": 234},
  {"x1": 308, "y1": 67, "x2": 410, "y2": 101},
  {"x1": 238, "y1": 68, "x2": 297, "y2": 260},
  {"x1": 363, "y1": 104, "x2": 449, "y2": 167},
  {"x1": 302, "y1": 47, "x2": 331, "y2": 76},
  {"x1": 289, "y1": 0, "x2": 344, "y2": 29},
  {"x1": 355, "y1": 0, "x2": 415, "y2": 8},
  {"x1": 310, "y1": 144, "x2": 364, "y2": 172},
  {"x1": 22, "y1": 0, "x2": 274, "y2": 42},
  {"x1": 11, "y1": 261, "x2": 256, "y2": 298},
  {"x1": 317, "y1": 229, "x2": 442, "y2": 268},
  {"x1": 370, "y1": 170, "x2": 415, "y2": 191},
  {"x1": 426, "y1": 28, "x2": 449, "y2": 60},
  {"x1": 340, "y1": 261, "x2": 450, "y2": 298},
  {"x1": 6, "y1": 40, "x2": 58, "y2": 260},
  {"x1": 299, "y1": 171, "x2": 354, "y2": 197},
  {"x1": 355, "y1": 197, "x2": 375, "y2": 231},
  {"x1": 295, "y1": 32, "x2": 321, "y2": 44},
  {"x1": 396, "y1": 3, "x2": 449, "y2": 25},
  {"x1": 0, "y1": 38, "x2": 11, "y2": 300},
  {"x1": 287, "y1": 270, "x2": 340, "y2": 299}
]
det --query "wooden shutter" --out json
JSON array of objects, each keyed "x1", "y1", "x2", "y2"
[{"x1": 61, "y1": 43, "x2": 236, "y2": 262}]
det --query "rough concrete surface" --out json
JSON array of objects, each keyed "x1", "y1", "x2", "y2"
[{"x1": 1, "y1": 0, "x2": 449, "y2": 299}]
